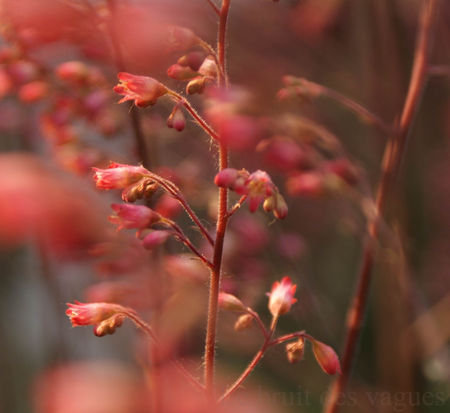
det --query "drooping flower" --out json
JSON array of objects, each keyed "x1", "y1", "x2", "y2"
[
  {"x1": 66, "y1": 301, "x2": 124, "y2": 327},
  {"x1": 311, "y1": 339, "x2": 341, "y2": 375},
  {"x1": 267, "y1": 276, "x2": 297, "y2": 317},
  {"x1": 109, "y1": 203, "x2": 161, "y2": 231},
  {"x1": 93, "y1": 162, "x2": 149, "y2": 190},
  {"x1": 114, "y1": 72, "x2": 168, "y2": 108}
]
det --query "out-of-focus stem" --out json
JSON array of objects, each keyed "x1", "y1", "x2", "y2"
[
  {"x1": 218, "y1": 315, "x2": 278, "y2": 403},
  {"x1": 105, "y1": 0, "x2": 150, "y2": 167},
  {"x1": 206, "y1": 0, "x2": 220, "y2": 16},
  {"x1": 124, "y1": 311, "x2": 205, "y2": 392},
  {"x1": 323, "y1": 2, "x2": 439, "y2": 413},
  {"x1": 204, "y1": 0, "x2": 231, "y2": 399}
]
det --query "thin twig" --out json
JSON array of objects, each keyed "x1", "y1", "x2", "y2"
[
  {"x1": 296, "y1": 78, "x2": 392, "y2": 134},
  {"x1": 245, "y1": 307, "x2": 269, "y2": 339},
  {"x1": 205, "y1": 0, "x2": 221, "y2": 16},
  {"x1": 226, "y1": 195, "x2": 248, "y2": 218},
  {"x1": 167, "y1": 221, "x2": 214, "y2": 269},
  {"x1": 218, "y1": 315, "x2": 278, "y2": 403},
  {"x1": 323, "y1": 2, "x2": 440, "y2": 413},
  {"x1": 124, "y1": 311, "x2": 205, "y2": 392}
]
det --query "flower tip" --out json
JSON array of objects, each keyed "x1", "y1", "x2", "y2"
[{"x1": 311, "y1": 339, "x2": 341, "y2": 375}]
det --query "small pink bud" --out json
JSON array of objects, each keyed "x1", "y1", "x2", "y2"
[
  {"x1": 311, "y1": 339, "x2": 341, "y2": 375},
  {"x1": 114, "y1": 72, "x2": 168, "y2": 108},
  {"x1": 56, "y1": 61, "x2": 89, "y2": 83},
  {"x1": 167, "y1": 64, "x2": 198, "y2": 81},
  {"x1": 167, "y1": 104, "x2": 186, "y2": 131},
  {"x1": 234, "y1": 314, "x2": 253, "y2": 332},
  {"x1": 214, "y1": 168, "x2": 240, "y2": 188},
  {"x1": 324, "y1": 159, "x2": 359, "y2": 186},
  {"x1": 109, "y1": 203, "x2": 161, "y2": 231},
  {"x1": 286, "y1": 172, "x2": 324, "y2": 198},
  {"x1": 93, "y1": 162, "x2": 149, "y2": 190},
  {"x1": 267, "y1": 276, "x2": 297, "y2": 318},
  {"x1": 166, "y1": 26, "x2": 200, "y2": 51},
  {"x1": 286, "y1": 337, "x2": 305, "y2": 363},
  {"x1": 263, "y1": 192, "x2": 288, "y2": 219},
  {"x1": 141, "y1": 230, "x2": 172, "y2": 250},
  {"x1": 218, "y1": 292, "x2": 246, "y2": 312},
  {"x1": 18, "y1": 81, "x2": 48, "y2": 102},
  {"x1": 177, "y1": 52, "x2": 206, "y2": 71}
]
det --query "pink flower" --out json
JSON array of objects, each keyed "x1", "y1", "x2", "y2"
[
  {"x1": 245, "y1": 170, "x2": 275, "y2": 212},
  {"x1": 114, "y1": 72, "x2": 167, "y2": 108},
  {"x1": 267, "y1": 276, "x2": 297, "y2": 317},
  {"x1": 66, "y1": 301, "x2": 123, "y2": 327},
  {"x1": 311, "y1": 339, "x2": 341, "y2": 375},
  {"x1": 93, "y1": 162, "x2": 149, "y2": 190},
  {"x1": 109, "y1": 203, "x2": 161, "y2": 231}
]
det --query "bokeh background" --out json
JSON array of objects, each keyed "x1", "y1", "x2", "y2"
[{"x1": 0, "y1": 1, "x2": 449, "y2": 412}]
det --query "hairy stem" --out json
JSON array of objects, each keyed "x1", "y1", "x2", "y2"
[
  {"x1": 323, "y1": 2, "x2": 439, "y2": 413},
  {"x1": 204, "y1": 1, "x2": 231, "y2": 399}
]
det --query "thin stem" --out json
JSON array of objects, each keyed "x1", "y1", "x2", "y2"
[
  {"x1": 205, "y1": 0, "x2": 220, "y2": 16},
  {"x1": 106, "y1": 0, "x2": 150, "y2": 167},
  {"x1": 297, "y1": 78, "x2": 391, "y2": 134},
  {"x1": 323, "y1": 2, "x2": 439, "y2": 413},
  {"x1": 203, "y1": 0, "x2": 231, "y2": 400},
  {"x1": 218, "y1": 315, "x2": 278, "y2": 403},
  {"x1": 167, "y1": 91, "x2": 219, "y2": 140},
  {"x1": 124, "y1": 311, "x2": 205, "y2": 392},
  {"x1": 226, "y1": 195, "x2": 248, "y2": 218},
  {"x1": 167, "y1": 221, "x2": 214, "y2": 269},
  {"x1": 245, "y1": 307, "x2": 269, "y2": 339},
  {"x1": 268, "y1": 331, "x2": 307, "y2": 347},
  {"x1": 428, "y1": 65, "x2": 450, "y2": 77},
  {"x1": 146, "y1": 172, "x2": 214, "y2": 246}
]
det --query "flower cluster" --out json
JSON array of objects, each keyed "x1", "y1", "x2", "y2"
[{"x1": 215, "y1": 168, "x2": 288, "y2": 218}]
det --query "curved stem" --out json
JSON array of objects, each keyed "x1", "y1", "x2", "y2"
[
  {"x1": 124, "y1": 311, "x2": 205, "y2": 392},
  {"x1": 167, "y1": 91, "x2": 219, "y2": 140},
  {"x1": 218, "y1": 315, "x2": 278, "y2": 403},
  {"x1": 323, "y1": 2, "x2": 439, "y2": 413},
  {"x1": 167, "y1": 221, "x2": 214, "y2": 269},
  {"x1": 307, "y1": 80, "x2": 392, "y2": 134},
  {"x1": 245, "y1": 307, "x2": 269, "y2": 339}
]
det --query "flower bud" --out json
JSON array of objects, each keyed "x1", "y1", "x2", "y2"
[
  {"x1": 141, "y1": 230, "x2": 172, "y2": 250},
  {"x1": 234, "y1": 314, "x2": 253, "y2": 332},
  {"x1": 94, "y1": 314, "x2": 125, "y2": 337},
  {"x1": 167, "y1": 64, "x2": 199, "y2": 81},
  {"x1": 66, "y1": 301, "x2": 123, "y2": 327},
  {"x1": 286, "y1": 172, "x2": 324, "y2": 198},
  {"x1": 198, "y1": 56, "x2": 218, "y2": 78},
  {"x1": 109, "y1": 203, "x2": 161, "y2": 231},
  {"x1": 286, "y1": 337, "x2": 305, "y2": 363},
  {"x1": 18, "y1": 81, "x2": 48, "y2": 102},
  {"x1": 263, "y1": 192, "x2": 288, "y2": 220},
  {"x1": 177, "y1": 51, "x2": 206, "y2": 71},
  {"x1": 218, "y1": 292, "x2": 246, "y2": 312},
  {"x1": 167, "y1": 104, "x2": 186, "y2": 131},
  {"x1": 166, "y1": 26, "x2": 200, "y2": 51},
  {"x1": 56, "y1": 61, "x2": 89, "y2": 83},
  {"x1": 311, "y1": 339, "x2": 341, "y2": 375},
  {"x1": 214, "y1": 168, "x2": 240, "y2": 188},
  {"x1": 186, "y1": 76, "x2": 210, "y2": 95}
]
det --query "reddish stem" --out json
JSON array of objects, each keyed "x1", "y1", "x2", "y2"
[
  {"x1": 218, "y1": 316, "x2": 278, "y2": 403},
  {"x1": 323, "y1": 2, "x2": 439, "y2": 413}
]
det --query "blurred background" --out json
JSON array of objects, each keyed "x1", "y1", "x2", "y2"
[{"x1": 0, "y1": 1, "x2": 449, "y2": 412}]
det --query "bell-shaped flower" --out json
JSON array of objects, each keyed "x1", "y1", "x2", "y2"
[
  {"x1": 267, "y1": 276, "x2": 297, "y2": 318},
  {"x1": 93, "y1": 162, "x2": 149, "y2": 190},
  {"x1": 109, "y1": 203, "x2": 161, "y2": 231},
  {"x1": 114, "y1": 72, "x2": 168, "y2": 108}
]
